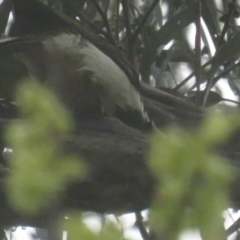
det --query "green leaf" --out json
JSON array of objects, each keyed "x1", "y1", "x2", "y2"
[
  {"x1": 6, "y1": 80, "x2": 85, "y2": 214},
  {"x1": 62, "y1": 213, "x2": 129, "y2": 240},
  {"x1": 148, "y1": 112, "x2": 240, "y2": 240}
]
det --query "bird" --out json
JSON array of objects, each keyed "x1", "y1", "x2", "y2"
[
  {"x1": 0, "y1": 0, "x2": 153, "y2": 131},
  {"x1": 0, "y1": 0, "x2": 156, "y2": 216}
]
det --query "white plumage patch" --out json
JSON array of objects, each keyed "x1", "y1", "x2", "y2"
[
  {"x1": 43, "y1": 32, "x2": 148, "y2": 122},
  {"x1": 43, "y1": 32, "x2": 81, "y2": 51},
  {"x1": 78, "y1": 42, "x2": 145, "y2": 113}
]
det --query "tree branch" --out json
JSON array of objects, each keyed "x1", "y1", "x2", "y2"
[
  {"x1": 131, "y1": 0, "x2": 160, "y2": 44},
  {"x1": 135, "y1": 211, "x2": 149, "y2": 240},
  {"x1": 91, "y1": 0, "x2": 115, "y2": 45}
]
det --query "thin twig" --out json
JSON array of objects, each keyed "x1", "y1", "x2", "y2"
[
  {"x1": 226, "y1": 216, "x2": 240, "y2": 237},
  {"x1": 188, "y1": 60, "x2": 240, "y2": 92},
  {"x1": 140, "y1": 82, "x2": 205, "y2": 114},
  {"x1": 135, "y1": 212, "x2": 149, "y2": 240},
  {"x1": 115, "y1": 0, "x2": 120, "y2": 41},
  {"x1": 121, "y1": 0, "x2": 131, "y2": 39},
  {"x1": 121, "y1": 0, "x2": 134, "y2": 62},
  {"x1": 194, "y1": 0, "x2": 201, "y2": 104},
  {"x1": 131, "y1": 3, "x2": 143, "y2": 18},
  {"x1": 91, "y1": 0, "x2": 115, "y2": 45},
  {"x1": 217, "y1": 2, "x2": 235, "y2": 49},
  {"x1": 104, "y1": 0, "x2": 110, "y2": 14},
  {"x1": 173, "y1": 60, "x2": 212, "y2": 91},
  {"x1": 202, "y1": 2, "x2": 235, "y2": 105},
  {"x1": 222, "y1": 98, "x2": 240, "y2": 105},
  {"x1": 211, "y1": 61, "x2": 240, "y2": 87},
  {"x1": 76, "y1": 9, "x2": 114, "y2": 44},
  {"x1": 47, "y1": 197, "x2": 62, "y2": 240},
  {"x1": 131, "y1": 0, "x2": 160, "y2": 44}
]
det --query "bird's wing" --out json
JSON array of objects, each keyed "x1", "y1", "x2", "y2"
[
  {"x1": 1, "y1": 0, "x2": 153, "y2": 130},
  {"x1": 0, "y1": 33, "x2": 152, "y2": 130},
  {"x1": 9, "y1": 0, "x2": 140, "y2": 90}
]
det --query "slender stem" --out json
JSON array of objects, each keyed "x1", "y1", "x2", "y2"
[
  {"x1": 217, "y1": 2, "x2": 234, "y2": 49},
  {"x1": 222, "y1": 98, "x2": 240, "y2": 105},
  {"x1": 121, "y1": 0, "x2": 134, "y2": 62},
  {"x1": 210, "y1": 60, "x2": 240, "y2": 87},
  {"x1": 189, "y1": 60, "x2": 240, "y2": 92},
  {"x1": 91, "y1": 0, "x2": 115, "y2": 45},
  {"x1": 115, "y1": 0, "x2": 120, "y2": 41},
  {"x1": 131, "y1": 0, "x2": 160, "y2": 44},
  {"x1": 135, "y1": 212, "x2": 149, "y2": 240},
  {"x1": 76, "y1": 9, "x2": 114, "y2": 44},
  {"x1": 226, "y1": 216, "x2": 240, "y2": 237},
  {"x1": 194, "y1": 0, "x2": 202, "y2": 104},
  {"x1": 122, "y1": 0, "x2": 131, "y2": 39},
  {"x1": 76, "y1": 9, "x2": 111, "y2": 42},
  {"x1": 202, "y1": 2, "x2": 235, "y2": 105},
  {"x1": 104, "y1": 0, "x2": 110, "y2": 14},
  {"x1": 173, "y1": 60, "x2": 212, "y2": 91},
  {"x1": 47, "y1": 197, "x2": 62, "y2": 240}
]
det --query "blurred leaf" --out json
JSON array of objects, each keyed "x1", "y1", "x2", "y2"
[
  {"x1": 63, "y1": 213, "x2": 97, "y2": 240},
  {"x1": 63, "y1": 213, "x2": 129, "y2": 240},
  {"x1": 148, "y1": 112, "x2": 240, "y2": 240},
  {"x1": 6, "y1": 80, "x2": 84, "y2": 214},
  {"x1": 0, "y1": 54, "x2": 29, "y2": 99}
]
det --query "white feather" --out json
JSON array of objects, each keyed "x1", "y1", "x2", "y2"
[
  {"x1": 43, "y1": 32, "x2": 81, "y2": 51},
  {"x1": 43, "y1": 33, "x2": 147, "y2": 120}
]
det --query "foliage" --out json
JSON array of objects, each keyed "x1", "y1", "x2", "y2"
[
  {"x1": 28, "y1": 0, "x2": 240, "y2": 107},
  {"x1": 1, "y1": 0, "x2": 240, "y2": 239},
  {"x1": 5, "y1": 80, "x2": 130, "y2": 239},
  {"x1": 63, "y1": 213, "x2": 128, "y2": 240},
  {"x1": 6, "y1": 80, "x2": 84, "y2": 214},
  {"x1": 1, "y1": 0, "x2": 240, "y2": 105},
  {"x1": 5, "y1": 80, "x2": 240, "y2": 239},
  {"x1": 149, "y1": 112, "x2": 240, "y2": 240}
]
